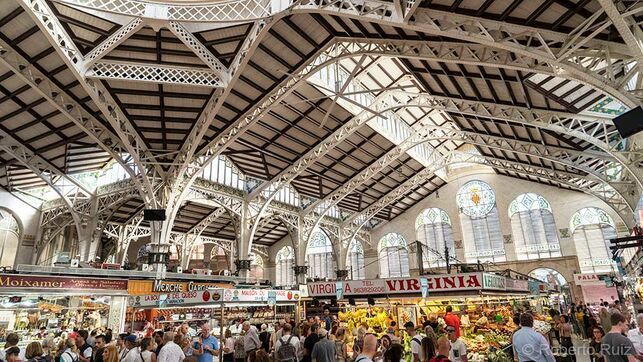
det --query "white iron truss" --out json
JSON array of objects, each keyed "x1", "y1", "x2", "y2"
[
  {"x1": 18, "y1": 0, "x2": 161, "y2": 206},
  {"x1": 86, "y1": 61, "x2": 226, "y2": 87}
]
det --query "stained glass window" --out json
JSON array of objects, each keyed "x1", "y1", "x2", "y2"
[
  {"x1": 456, "y1": 180, "x2": 496, "y2": 218},
  {"x1": 306, "y1": 230, "x2": 336, "y2": 280},
  {"x1": 509, "y1": 193, "x2": 560, "y2": 260},
  {"x1": 276, "y1": 246, "x2": 295, "y2": 287},
  {"x1": 378, "y1": 233, "x2": 410, "y2": 278},
  {"x1": 570, "y1": 207, "x2": 617, "y2": 274},
  {"x1": 346, "y1": 239, "x2": 365, "y2": 280},
  {"x1": 457, "y1": 181, "x2": 505, "y2": 263},
  {"x1": 416, "y1": 208, "x2": 455, "y2": 268}
]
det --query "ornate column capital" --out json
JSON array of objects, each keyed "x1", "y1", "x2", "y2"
[
  {"x1": 293, "y1": 265, "x2": 308, "y2": 275},
  {"x1": 336, "y1": 269, "x2": 349, "y2": 280},
  {"x1": 234, "y1": 259, "x2": 252, "y2": 271}
]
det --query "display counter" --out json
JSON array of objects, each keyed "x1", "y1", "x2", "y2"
[
  {"x1": 126, "y1": 288, "x2": 301, "y2": 339},
  {"x1": 0, "y1": 273, "x2": 129, "y2": 343},
  {"x1": 304, "y1": 272, "x2": 544, "y2": 361}
]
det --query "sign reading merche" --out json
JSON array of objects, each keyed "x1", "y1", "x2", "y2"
[
  {"x1": 127, "y1": 280, "x2": 231, "y2": 295},
  {"x1": 0, "y1": 274, "x2": 127, "y2": 292}
]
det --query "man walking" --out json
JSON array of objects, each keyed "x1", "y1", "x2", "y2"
[
  {"x1": 274, "y1": 324, "x2": 298, "y2": 362},
  {"x1": 512, "y1": 313, "x2": 555, "y2": 362},
  {"x1": 311, "y1": 328, "x2": 335, "y2": 362},
  {"x1": 603, "y1": 312, "x2": 638, "y2": 362}
]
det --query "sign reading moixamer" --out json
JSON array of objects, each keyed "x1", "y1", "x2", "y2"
[
  {"x1": 0, "y1": 274, "x2": 128, "y2": 292},
  {"x1": 307, "y1": 273, "x2": 485, "y2": 297}
]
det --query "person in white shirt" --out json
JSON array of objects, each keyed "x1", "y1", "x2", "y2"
[
  {"x1": 157, "y1": 332, "x2": 185, "y2": 362},
  {"x1": 446, "y1": 326, "x2": 467, "y2": 362},
  {"x1": 404, "y1": 322, "x2": 422, "y2": 362},
  {"x1": 628, "y1": 314, "x2": 643, "y2": 354},
  {"x1": 243, "y1": 322, "x2": 261, "y2": 355},
  {"x1": 61, "y1": 339, "x2": 79, "y2": 362},
  {"x1": 121, "y1": 335, "x2": 143, "y2": 362}
]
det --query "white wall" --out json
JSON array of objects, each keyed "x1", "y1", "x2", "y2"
[
  {"x1": 368, "y1": 171, "x2": 626, "y2": 279},
  {"x1": 0, "y1": 190, "x2": 41, "y2": 267}
]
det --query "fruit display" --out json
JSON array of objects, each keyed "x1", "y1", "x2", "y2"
[{"x1": 338, "y1": 307, "x2": 392, "y2": 333}]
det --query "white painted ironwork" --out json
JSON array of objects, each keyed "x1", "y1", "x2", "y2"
[
  {"x1": 52, "y1": 0, "x2": 272, "y2": 22},
  {"x1": 167, "y1": 21, "x2": 229, "y2": 83},
  {"x1": 87, "y1": 61, "x2": 225, "y2": 87},
  {"x1": 19, "y1": 0, "x2": 161, "y2": 207},
  {"x1": 0, "y1": 39, "x2": 148, "y2": 199},
  {"x1": 83, "y1": 17, "x2": 144, "y2": 69}
]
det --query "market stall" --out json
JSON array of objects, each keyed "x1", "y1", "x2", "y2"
[
  {"x1": 0, "y1": 273, "x2": 129, "y2": 346},
  {"x1": 125, "y1": 288, "x2": 301, "y2": 338},
  {"x1": 305, "y1": 272, "x2": 548, "y2": 361}
]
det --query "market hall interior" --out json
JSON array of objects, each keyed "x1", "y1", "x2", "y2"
[{"x1": 0, "y1": 0, "x2": 642, "y2": 361}]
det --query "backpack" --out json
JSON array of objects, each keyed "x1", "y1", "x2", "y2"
[
  {"x1": 63, "y1": 352, "x2": 79, "y2": 362},
  {"x1": 276, "y1": 336, "x2": 296, "y2": 361}
]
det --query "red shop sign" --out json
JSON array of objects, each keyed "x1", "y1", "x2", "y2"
[
  {"x1": 307, "y1": 273, "x2": 484, "y2": 297},
  {"x1": 0, "y1": 274, "x2": 128, "y2": 291}
]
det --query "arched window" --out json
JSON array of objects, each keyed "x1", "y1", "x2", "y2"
[
  {"x1": 571, "y1": 207, "x2": 618, "y2": 273},
  {"x1": 509, "y1": 193, "x2": 561, "y2": 260},
  {"x1": 276, "y1": 246, "x2": 295, "y2": 287},
  {"x1": 378, "y1": 233, "x2": 410, "y2": 278},
  {"x1": 456, "y1": 180, "x2": 505, "y2": 263},
  {"x1": 210, "y1": 246, "x2": 229, "y2": 271},
  {"x1": 346, "y1": 240, "x2": 365, "y2": 280},
  {"x1": 0, "y1": 210, "x2": 19, "y2": 267},
  {"x1": 306, "y1": 230, "x2": 335, "y2": 280},
  {"x1": 190, "y1": 244, "x2": 205, "y2": 262},
  {"x1": 249, "y1": 253, "x2": 264, "y2": 281},
  {"x1": 416, "y1": 208, "x2": 455, "y2": 268}
]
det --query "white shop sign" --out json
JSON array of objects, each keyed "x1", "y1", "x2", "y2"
[
  {"x1": 307, "y1": 273, "x2": 484, "y2": 297},
  {"x1": 573, "y1": 273, "x2": 606, "y2": 286},
  {"x1": 505, "y1": 278, "x2": 529, "y2": 292},
  {"x1": 222, "y1": 289, "x2": 300, "y2": 303},
  {"x1": 128, "y1": 289, "x2": 223, "y2": 308}
]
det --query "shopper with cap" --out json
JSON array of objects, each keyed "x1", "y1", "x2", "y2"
[
  {"x1": 120, "y1": 335, "x2": 142, "y2": 362},
  {"x1": 310, "y1": 328, "x2": 335, "y2": 362}
]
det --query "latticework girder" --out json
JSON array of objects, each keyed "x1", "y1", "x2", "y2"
[
  {"x1": 82, "y1": 16, "x2": 144, "y2": 69},
  {"x1": 0, "y1": 39, "x2": 149, "y2": 200},
  {"x1": 18, "y1": 0, "x2": 162, "y2": 205},
  {"x1": 167, "y1": 21, "x2": 229, "y2": 83},
  {"x1": 86, "y1": 61, "x2": 226, "y2": 87}
]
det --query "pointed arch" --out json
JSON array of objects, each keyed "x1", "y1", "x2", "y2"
[
  {"x1": 571, "y1": 207, "x2": 618, "y2": 274},
  {"x1": 378, "y1": 233, "x2": 409, "y2": 278},
  {"x1": 509, "y1": 193, "x2": 561, "y2": 260},
  {"x1": 306, "y1": 229, "x2": 336, "y2": 280},
  {"x1": 456, "y1": 180, "x2": 505, "y2": 263},
  {"x1": 276, "y1": 245, "x2": 295, "y2": 287},
  {"x1": 415, "y1": 208, "x2": 455, "y2": 268}
]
